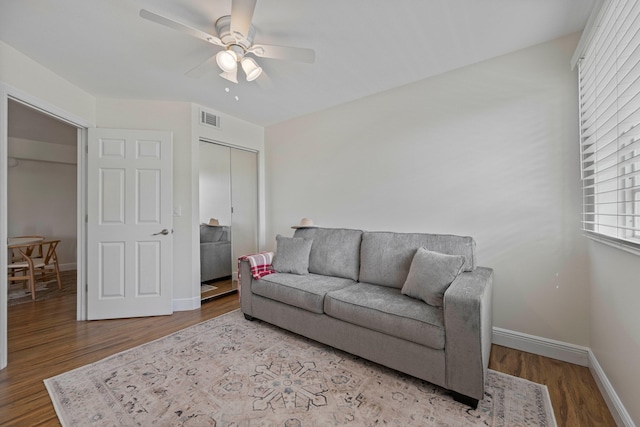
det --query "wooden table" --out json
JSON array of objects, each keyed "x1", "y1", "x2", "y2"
[{"x1": 8, "y1": 236, "x2": 45, "y2": 246}]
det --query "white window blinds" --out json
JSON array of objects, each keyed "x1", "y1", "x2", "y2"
[{"x1": 579, "y1": 0, "x2": 640, "y2": 249}]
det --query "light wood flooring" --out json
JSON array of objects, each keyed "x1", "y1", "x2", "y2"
[
  {"x1": 0, "y1": 291, "x2": 616, "y2": 426},
  {"x1": 201, "y1": 277, "x2": 236, "y2": 301}
]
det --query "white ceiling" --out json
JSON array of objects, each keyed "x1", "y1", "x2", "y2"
[{"x1": 0, "y1": 0, "x2": 597, "y2": 127}]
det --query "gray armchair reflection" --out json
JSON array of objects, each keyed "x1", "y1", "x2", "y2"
[{"x1": 200, "y1": 224, "x2": 232, "y2": 282}]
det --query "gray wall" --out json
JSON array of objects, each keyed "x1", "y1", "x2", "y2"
[
  {"x1": 267, "y1": 31, "x2": 640, "y2": 424},
  {"x1": 588, "y1": 241, "x2": 640, "y2": 423},
  {"x1": 8, "y1": 157, "x2": 77, "y2": 269},
  {"x1": 266, "y1": 33, "x2": 589, "y2": 346}
]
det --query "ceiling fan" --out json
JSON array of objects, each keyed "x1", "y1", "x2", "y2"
[{"x1": 139, "y1": 0, "x2": 315, "y2": 84}]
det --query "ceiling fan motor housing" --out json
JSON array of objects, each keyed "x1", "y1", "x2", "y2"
[{"x1": 215, "y1": 15, "x2": 255, "y2": 51}]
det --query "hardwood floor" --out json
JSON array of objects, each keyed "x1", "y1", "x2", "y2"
[
  {"x1": 201, "y1": 277, "x2": 236, "y2": 301},
  {"x1": 0, "y1": 292, "x2": 616, "y2": 427},
  {"x1": 489, "y1": 345, "x2": 616, "y2": 426},
  {"x1": 1, "y1": 292, "x2": 239, "y2": 426}
]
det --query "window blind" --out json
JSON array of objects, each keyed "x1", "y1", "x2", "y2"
[{"x1": 579, "y1": 0, "x2": 640, "y2": 249}]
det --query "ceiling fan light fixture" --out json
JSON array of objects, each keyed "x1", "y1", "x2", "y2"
[
  {"x1": 219, "y1": 69, "x2": 238, "y2": 83},
  {"x1": 216, "y1": 50, "x2": 238, "y2": 72},
  {"x1": 241, "y1": 56, "x2": 263, "y2": 82},
  {"x1": 140, "y1": 3, "x2": 315, "y2": 87}
]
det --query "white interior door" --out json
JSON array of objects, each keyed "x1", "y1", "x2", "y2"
[{"x1": 87, "y1": 128, "x2": 173, "y2": 320}]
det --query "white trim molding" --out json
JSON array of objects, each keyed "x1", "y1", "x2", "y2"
[
  {"x1": 59, "y1": 263, "x2": 77, "y2": 272},
  {"x1": 588, "y1": 350, "x2": 636, "y2": 427},
  {"x1": 571, "y1": 0, "x2": 607, "y2": 68},
  {"x1": 493, "y1": 327, "x2": 636, "y2": 427},
  {"x1": 172, "y1": 297, "x2": 201, "y2": 312},
  {"x1": 492, "y1": 327, "x2": 590, "y2": 366}
]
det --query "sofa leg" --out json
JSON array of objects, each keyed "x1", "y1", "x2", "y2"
[
  {"x1": 243, "y1": 313, "x2": 254, "y2": 321},
  {"x1": 451, "y1": 392, "x2": 479, "y2": 409}
]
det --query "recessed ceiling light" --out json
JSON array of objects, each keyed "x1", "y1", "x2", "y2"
[
  {"x1": 235, "y1": 96, "x2": 239, "y2": 101},
  {"x1": 225, "y1": 87, "x2": 230, "y2": 93}
]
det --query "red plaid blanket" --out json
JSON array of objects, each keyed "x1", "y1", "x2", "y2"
[
  {"x1": 237, "y1": 252, "x2": 276, "y2": 300},
  {"x1": 238, "y1": 251, "x2": 275, "y2": 281}
]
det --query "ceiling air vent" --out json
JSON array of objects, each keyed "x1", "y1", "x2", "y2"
[{"x1": 200, "y1": 109, "x2": 221, "y2": 129}]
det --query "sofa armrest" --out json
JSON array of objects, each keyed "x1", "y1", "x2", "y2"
[
  {"x1": 239, "y1": 259, "x2": 254, "y2": 316},
  {"x1": 443, "y1": 266, "x2": 493, "y2": 400}
]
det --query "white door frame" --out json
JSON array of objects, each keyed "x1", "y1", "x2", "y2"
[{"x1": 0, "y1": 82, "x2": 92, "y2": 369}]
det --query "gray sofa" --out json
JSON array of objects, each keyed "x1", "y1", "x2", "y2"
[
  {"x1": 240, "y1": 227, "x2": 493, "y2": 407},
  {"x1": 200, "y1": 224, "x2": 232, "y2": 282}
]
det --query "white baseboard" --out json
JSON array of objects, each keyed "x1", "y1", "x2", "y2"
[
  {"x1": 493, "y1": 327, "x2": 636, "y2": 427},
  {"x1": 172, "y1": 297, "x2": 200, "y2": 312},
  {"x1": 587, "y1": 350, "x2": 636, "y2": 427},
  {"x1": 59, "y1": 262, "x2": 77, "y2": 272},
  {"x1": 492, "y1": 327, "x2": 589, "y2": 366}
]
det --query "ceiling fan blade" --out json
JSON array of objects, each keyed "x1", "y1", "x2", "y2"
[
  {"x1": 140, "y1": 9, "x2": 224, "y2": 47},
  {"x1": 220, "y1": 69, "x2": 239, "y2": 84},
  {"x1": 185, "y1": 54, "x2": 218, "y2": 78},
  {"x1": 255, "y1": 70, "x2": 274, "y2": 90},
  {"x1": 230, "y1": 0, "x2": 257, "y2": 39},
  {"x1": 249, "y1": 44, "x2": 315, "y2": 63}
]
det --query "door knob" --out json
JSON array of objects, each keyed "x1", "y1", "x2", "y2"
[{"x1": 153, "y1": 229, "x2": 170, "y2": 236}]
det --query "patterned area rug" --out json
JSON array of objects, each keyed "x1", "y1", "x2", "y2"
[
  {"x1": 45, "y1": 310, "x2": 556, "y2": 426},
  {"x1": 8, "y1": 270, "x2": 76, "y2": 306}
]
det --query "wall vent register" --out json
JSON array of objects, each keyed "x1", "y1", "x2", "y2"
[{"x1": 200, "y1": 109, "x2": 221, "y2": 129}]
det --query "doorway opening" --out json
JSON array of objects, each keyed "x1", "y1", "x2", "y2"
[
  {"x1": 6, "y1": 99, "x2": 79, "y2": 310},
  {"x1": 198, "y1": 140, "x2": 258, "y2": 301}
]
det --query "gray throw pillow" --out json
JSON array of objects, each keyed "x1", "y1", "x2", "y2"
[
  {"x1": 272, "y1": 235, "x2": 313, "y2": 275},
  {"x1": 401, "y1": 247, "x2": 465, "y2": 307}
]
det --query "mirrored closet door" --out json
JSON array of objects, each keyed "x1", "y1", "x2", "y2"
[{"x1": 199, "y1": 141, "x2": 258, "y2": 300}]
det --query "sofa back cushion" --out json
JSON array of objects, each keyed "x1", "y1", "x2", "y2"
[
  {"x1": 359, "y1": 231, "x2": 476, "y2": 289},
  {"x1": 293, "y1": 228, "x2": 363, "y2": 281}
]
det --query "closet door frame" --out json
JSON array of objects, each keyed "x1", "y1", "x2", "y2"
[
  {"x1": 198, "y1": 139, "x2": 260, "y2": 284},
  {"x1": 229, "y1": 147, "x2": 259, "y2": 280}
]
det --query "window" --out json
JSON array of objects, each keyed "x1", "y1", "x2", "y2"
[{"x1": 579, "y1": 0, "x2": 640, "y2": 250}]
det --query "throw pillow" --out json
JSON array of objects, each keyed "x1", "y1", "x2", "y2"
[
  {"x1": 272, "y1": 235, "x2": 313, "y2": 275},
  {"x1": 401, "y1": 247, "x2": 466, "y2": 308}
]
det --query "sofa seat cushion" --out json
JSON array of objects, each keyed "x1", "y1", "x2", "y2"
[
  {"x1": 324, "y1": 283, "x2": 445, "y2": 349},
  {"x1": 252, "y1": 273, "x2": 356, "y2": 314}
]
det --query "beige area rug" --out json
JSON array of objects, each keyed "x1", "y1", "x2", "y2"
[
  {"x1": 45, "y1": 310, "x2": 556, "y2": 426},
  {"x1": 200, "y1": 284, "x2": 219, "y2": 293},
  {"x1": 8, "y1": 270, "x2": 76, "y2": 306}
]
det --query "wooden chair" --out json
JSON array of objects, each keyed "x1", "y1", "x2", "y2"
[
  {"x1": 7, "y1": 243, "x2": 39, "y2": 300},
  {"x1": 7, "y1": 240, "x2": 62, "y2": 301},
  {"x1": 8, "y1": 236, "x2": 45, "y2": 261},
  {"x1": 32, "y1": 240, "x2": 63, "y2": 291}
]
